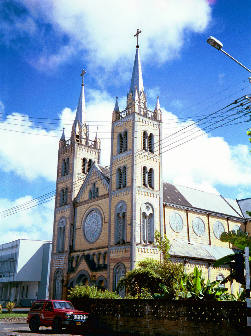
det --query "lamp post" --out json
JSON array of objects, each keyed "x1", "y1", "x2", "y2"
[{"x1": 207, "y1": 36, "x2": 251, "y2": 74}]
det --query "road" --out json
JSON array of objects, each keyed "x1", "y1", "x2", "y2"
[{"x1": 0, "y1": 321, "x2": 113, "y2": 336}]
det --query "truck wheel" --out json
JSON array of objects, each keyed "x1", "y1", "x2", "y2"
[
  {"x1": 29, "y1": 316, "x2": 40, "y2": 332},
  {"x1": 52, "y1": 318, "x2": 62, "y2": 333}
]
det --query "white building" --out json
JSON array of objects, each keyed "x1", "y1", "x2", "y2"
[{"x1": 0, "y1": 239, "x2": 51, "y2": 306}]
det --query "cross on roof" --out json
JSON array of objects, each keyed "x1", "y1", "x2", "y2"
[
  {"x1": 134, "y1": 29, "x2": 142, "y2": 48},
  {"x1": 80, "y1": 69, "x2": 86, "y2": 85}
]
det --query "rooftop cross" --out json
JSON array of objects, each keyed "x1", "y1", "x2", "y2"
[
  {"x1": 80, "y1": 69, "x2": 86, "y2": 86},
  {"x1": 134, "y1": 29, "x2": 142, "y2": 48}
]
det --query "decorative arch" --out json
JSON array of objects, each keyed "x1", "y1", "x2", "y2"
[
  {"x1": 114, "y1": 201, "x2": 127, "y2": 244},
  {"x1": 53, "y1": 268, "x2": 63, "y2": 300},
  {"x1": 56, "y1": 217, "x2": 66, "y2": 253},
  {"x1": 113, "y1": 262, "x2": 126, "y2": 293},
  {"x1": 141, "y1": 203, "x2": 154, "y2": 244},
  {"x1": 96, "y1": 276, "x2": 107, "y2": 289},
  {"x1": 74, "y1": 270, "x2": 91, "y2": 286}
]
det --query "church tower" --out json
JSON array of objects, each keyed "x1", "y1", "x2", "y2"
[
  {"x1": 108, "y1": 30, "x2": 163, "y2": 290},
  {"x1": 50, "y1": 71, "x2": 101, "y2": 299}
]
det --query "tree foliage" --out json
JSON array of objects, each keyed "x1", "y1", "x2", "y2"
[
  {"x1": 117, "y1": 258, "x2": 185, "y2": 298},
  {"x1": 220, "y1": 230, "x2": 251, "y2": 250}
]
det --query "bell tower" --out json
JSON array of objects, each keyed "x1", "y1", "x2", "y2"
[
  {"x1": 50, "y1": 70, "x2": 101, "y2": 299},
  {"x1": 108, "y1": 31, "x2": 163, "y2": 290}
]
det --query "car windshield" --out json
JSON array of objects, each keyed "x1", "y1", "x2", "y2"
[{"x1": 53, "y1": 301, "x2": 74, "y2": 310}]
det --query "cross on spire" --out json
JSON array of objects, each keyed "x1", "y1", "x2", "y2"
[
  {"x1": 80, "y1": 69, "x2": 86, "y2": 86},
  {"x1": 134, "y1": 29, "x2": 142, "y2": 48}
]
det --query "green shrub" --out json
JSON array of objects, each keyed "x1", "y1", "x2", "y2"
[
  {"x1": 6, "y1": 301, "x2": 15, "y2": 313},
  {"x1": 68, "y1": 285, "x2": 121, "y2": 300}
]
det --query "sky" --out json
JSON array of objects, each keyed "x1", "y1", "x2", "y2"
[{"x1": 0, "y1": 0, "x2": 250, "y2": 244}]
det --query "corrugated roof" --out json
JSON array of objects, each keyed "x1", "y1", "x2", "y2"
[
  {"x1": 237, "y1": 198, "x2": 251, "y2": 218},
  {"x1": 170, "y1": 239, "x2": 235, "y2": 261},
  {"x1": 163, "y1": 182, "x2": 244, "y2": 218}
]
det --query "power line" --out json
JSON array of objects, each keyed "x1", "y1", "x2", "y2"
[{"x1": 0, "y1": 97, "x2": 249, "y2": 219}]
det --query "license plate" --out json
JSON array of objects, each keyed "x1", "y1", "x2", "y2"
[{"x1": 76, "y1": 322, "x2": 81, "y2": 325}]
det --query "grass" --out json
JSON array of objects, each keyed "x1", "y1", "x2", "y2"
[{"x1": 0, "y1": 312, "x2": 27, "y2": 319}]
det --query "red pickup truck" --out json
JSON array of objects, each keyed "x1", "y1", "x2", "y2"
[{"x1": 27, "y1": 299, "x2": 89, "y2": 332}]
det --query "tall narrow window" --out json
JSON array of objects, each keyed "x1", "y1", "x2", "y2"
[
  {"x1": 87, "y1": 159, "x2": 92, "y2": 172},
  {"x1": 113, "y1": 263, "x2": 126, "y2": 294},
  {"x1": 115, "y1": 201, "x2": 126, "y2": 244},
  {"x1": 141, "y1": 203, "x2": 154, "y2": 244},
  {"x1": 56, "y1": 218, "x2": 66, "y2": 253},
  {"x1": 61, "y1": 158, "x2": 70, "y2": 176},
  {"x1": 82, "y1": 158, "x2": 87, "y2": 173},
  {"x1": 148, "y1": 168, "x2": 154, "y2": 189},
  {"x1": 123, "y1": 131, "x2": 128, "y2": 152},
  {"x1": 119, "y1": 134, "x2": 123, "y2": 153},
  {"x1": 59, "y1": 188, "x2": 68, "y2": 206},
  {"x1": 116, "y1": 168, "x2": 122, "y2": 189},
  {"x1": 143, "y1": 131, "x2": 148, "y2": 151},
  {"x1": 143, "y1": 166, "x2": 147, "y2": 187},
  {"x1": 122, "y1": 166, "x2": 127, "y2": 188},
  {"x1": 148, "y1": 133, "x2": 154, "y2": 153}
]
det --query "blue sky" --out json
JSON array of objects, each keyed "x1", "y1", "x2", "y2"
[{"x1": 0, "y1": 0, "x2": 250, "y2": 244}]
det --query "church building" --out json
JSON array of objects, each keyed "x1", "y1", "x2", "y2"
[{"x1": 49, "y1": 35, "x2": 251, "y2": 300}]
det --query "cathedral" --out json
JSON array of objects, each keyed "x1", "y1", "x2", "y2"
[{"x1": 49, "y1": 36, "x2": 251, "y2": 300}]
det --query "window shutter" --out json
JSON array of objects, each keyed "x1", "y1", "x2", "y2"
[
  {"x1": 122, "y1": 166, "x2": 127, "y2": 188},
  {"x1": 66, "y1": 158, "x2": 69, "y2": 175},
  {"x1": 143, "y1": 131, "x2": 147, "y2": 151},
  {"x1": 143, "y1": 166, "x2": 147, "y2": 187},
  {"x1": 148, "y1": 133, "x2": 154, "y2": 153},
  {"x1": 82, "y1": 158, "x2": 87, "y2": 173},
  {"x1": 148, "y1": 168, "x2": 154, "y2": 189},
  {"x1": 65, "y1": 188, "x2": 68, "y2": 205},
  {"x1": 61, "y1": 160, "x2": 65, "y2": 177},
  {"x1": 123, "y1": 131, "x2": 128, "y2": 152},
  {"x1": 88, "y1": 159, "x2": 92, "y2": 172}
]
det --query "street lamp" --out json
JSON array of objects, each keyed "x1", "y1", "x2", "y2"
[{"x1": 207, "y1": 36, "x2": 251, "y2": 74}]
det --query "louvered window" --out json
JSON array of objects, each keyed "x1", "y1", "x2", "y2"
[
  {"x1": 143, "y1": 131, "x2": 148, "y2": 151},
  {"x1": 87, "y1": 159, "x2": 92, "y2": 172},
  {"x1": 82, "y1": 158, "x2": 87, "y2": 173},
  {"x1": 56, "y1": 218, "x2": 66, "y2": 253},
  {"x1": 123, "y1": 131, "x2": 128, "y2": 152},
  {"x1": 119, "y1": 134, "x2": 123, "y2": 153},
  {"x1": 148, "y1": 133, "x2": 154, "y2": 153},
  {"x1": 143, "y1": 166, "x2": 147, "y2": 187},
  {"x1": 59, "y1": 188, "x2": 68, "y2": 206},
  {"x1": 122, "y1": 166, "x2": 127, "y2": 188},
  {"x1": 148, "y1": 168, "x2": 154, "y2": 189}
]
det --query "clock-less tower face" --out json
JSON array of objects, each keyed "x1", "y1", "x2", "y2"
[{"x1": 83, "y1": 209, "x2": 103, "y2": 243}]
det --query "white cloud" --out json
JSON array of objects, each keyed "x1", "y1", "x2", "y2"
[
  {"x1": 0, "y1": 112, "x2": 59, "y2": 181},
  {"x1": 19, "y1": 0, "x2": 211, "y2": 68},
  {"x1": 161, "y1": 109, "x2": 251, "y2": 192},
  {"x1": 0, "y1": 196, "x2": 54, "y2": 244}
]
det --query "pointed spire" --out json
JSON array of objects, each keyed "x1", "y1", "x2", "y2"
[
  {"x1": 60, "y1": 128, "x2": 65, "y2": 141},
  {"x1": 75, "y1": 69, "x2": 86, "y2": 125},
  {"x1": 114, "y1": 96, "x2": 120, "y2": 112},
  {"x1": 129, "y1": 47, "x2": 144, "y2": 95},
  {"x1": 155, "y1": 96, "x2": 160, "y2": 110}
]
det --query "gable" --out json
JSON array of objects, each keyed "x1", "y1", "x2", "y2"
[{"x1": 75, "y1": 164, "x2": 109, "y2": 203}]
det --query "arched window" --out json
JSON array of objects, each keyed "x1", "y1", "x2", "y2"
[
  {"x1": 148, "y1": 133, "x2": 154, "y2": 153},
  {"x1": 143, "y1": 166, "x2": 147, "y2": 187},
  {"x1": 143, "y1": 131, "x2": 148, "y2": 151},
  {"x1": 113, "y1": 263, "x2": 126, "y2": 294},
  {"x1": 56, "y1": 217, "x2": 66, "y2": 253},
  {"x1": 75, "y1": 270, "x2": 90, "y2": 286},
  {"x1": 118, "y1": 133, "x2": 123, "y2": 153},
  {"x1": 87, "y1": 159, "x2": 92, "y2": 172},
  {"x1": 123, "y1": 131, "x2": 128, "y2": 152},
  {"x1": 59, "y1": 188, "x2": 68, "y2": 206},
  {"x1": 115, "y1": 201, "x2": 127, "y2": 244},
  {"x1": 141, "y1": 203, "x2": 154, "y2": 244},
  {"x1": 122, "y1": 166, "x2": 127, "y2": 188},
  {"x1": 148, "y1": 168, "x2": 154, "y2": 189},
  {"x1": 116, "y1": 168, "x2": 122, "y2": 189},
  {"x1": 82, "y1": 158, "x2": 87, "y2": 173},
  {"x1": 53, "y1": 269, "x2": 63, "y2": 299}
]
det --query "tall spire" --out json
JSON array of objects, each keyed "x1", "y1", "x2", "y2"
[
  {"x1": 114, "y1": 96, "x2": 119, "y2": 112},
  {"x1": 129, "y1": 29, "x2": 144, "y2": 95},
  {"x1": 75, "y1": 69, "x2": 86, "y2": 125},
  {"x1": 60, "y1": 128, "x2": 65, "y2": 141}
]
